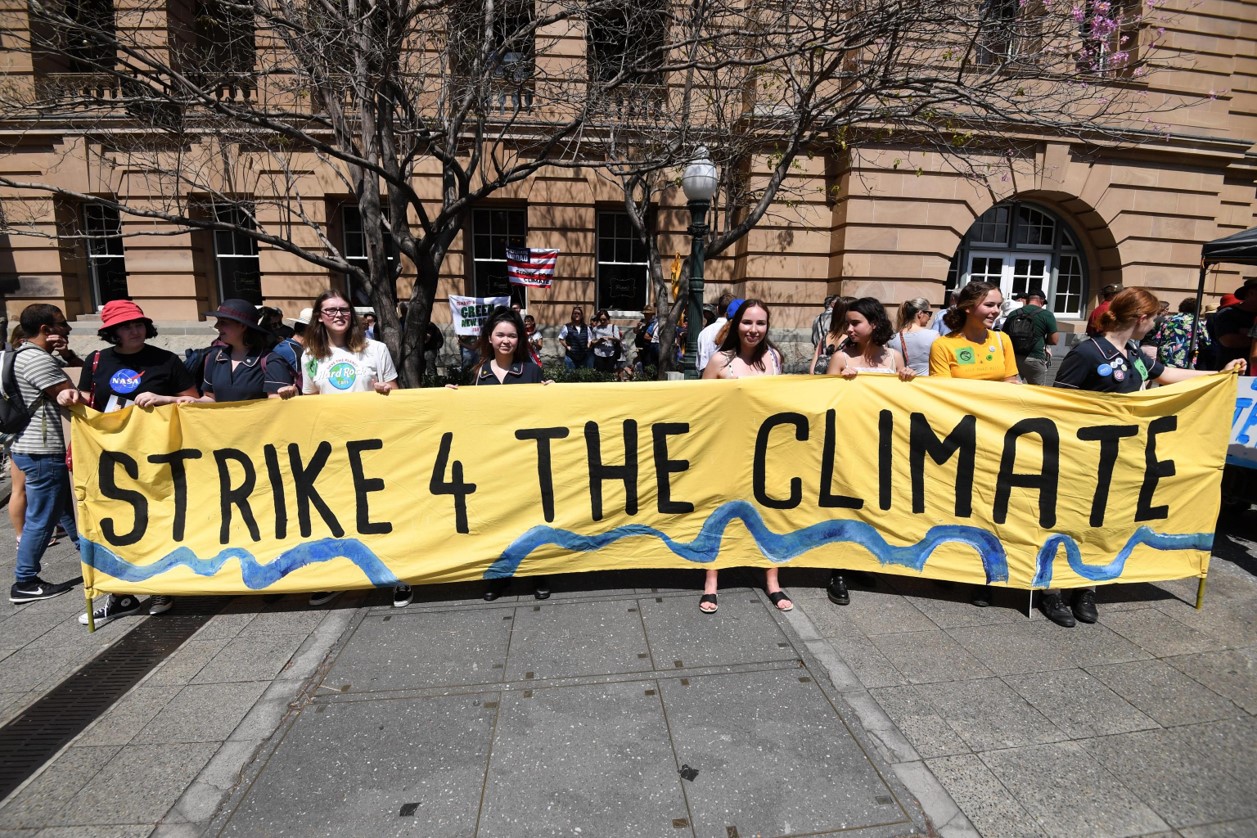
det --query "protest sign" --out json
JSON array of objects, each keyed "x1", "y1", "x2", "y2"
[
  {"x1": 449, "y1": 295, "x2": 509, "y2": 336},
  {"x1": 72, "y1": 373, "x2": 1236, "y2": 598},
  {"x1": 1228, "y1": 376, "x2": 1257, "y2": 469}
]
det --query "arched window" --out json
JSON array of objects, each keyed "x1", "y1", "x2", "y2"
[{"x1": 946, "y1": 201, "x2": 1088, "y2": 318}]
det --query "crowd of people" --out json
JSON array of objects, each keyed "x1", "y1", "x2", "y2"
[{"x1": 4, "y1": 277, "x2": 1253, "y2": 630}]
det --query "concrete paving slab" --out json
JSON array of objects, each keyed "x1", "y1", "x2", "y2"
[
  {"x1": 660, "y1": 669, "x2": 913, "y2": 837},
  {"x1": 870, "y1": 630, "x2": 994, "y2": 684},
  {"x1": 1085, "y1": 659, "x2": 1243, "y2": 727},
  {"x1": 478, "y1": 681, "x2": 686, "y2": 837},
  {"x1": 1084, "y1": 726, "x2": 1257, "y2": 828},
  {"x1": 1180, "y1": 818, "x2": 1257, "y2": 837},
  {"x1": 1165, "y1": 649, "x2": 1257, "y2": 713},
  {"x1": 946, "y1": 619, "x2": 1147, "y2": 676},
  {"x1": 795, "y1": 585, "x2": 938, "y2": 636},
  {"x1": 637, "y1": 589, "x2": 797, "y2": 670},
  {"x1": 34, "y1": 827, "x2": 153, "y2": 838},
  {"x1": 0, "y1": 691, "x2": 30, "y2": 727},
  {"x1": 881, "y1": 579, "x2": 1026, "y2": 630},
  {"x1": 59, "y1": 742, "x2": 219, "y2": 826},
  {"x1": 325, "y1": 608, "x2": 513, "y2": 691},
  {"x1": 1001, "y1": 669, "x2": 1159, "y2": 738},
  {"x1": 1103, "y1": 608, "x2": 1226, "y2": 657},
  {"x1": 219, "y1": 692, "x2": 496, "y2": 837},
  {"x1": 1178, "y1": 715, "x2": 1257, "y2": 788},
  {"x1": 921, "y1": 677, "x2": 1068, "y2": 752},
  {"x1": 133, "y1": 681, "x2": 268, "y2": 744},
  {"x1": 827, "y1": 632, "x2": 911, "y2": 689},
  {"x1": 144, "y1": 640, "x2": 230, "y2": 687},
  {"x1": 190, "y1": 635, "x2": 307, "y2": 685},
  {"x1": 75, "y1": 686, "x2": 178, "y2": 748},
  {"x1": 1155, "y1": 597, "x2": 1257, "y2": 647},
  {"x1": 0, "y1": 746, "x2": 120, "y2": 830},
  {"x1": 925, "y1": 755, "x2": 1046, "y2": 838},
  {"x1": 503, "y1": 599, "x2": 652, "y2": 682},
  {"x1": 979, "y1": 741, "x2": 1169, "y2": 837},
  {"x1": 868, "y1": 685, "x2": 971, "y2": 759}
]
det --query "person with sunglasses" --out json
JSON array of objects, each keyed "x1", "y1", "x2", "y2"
[{"x1": 295, "y1": 291, "x2": 405, "y2": 607}]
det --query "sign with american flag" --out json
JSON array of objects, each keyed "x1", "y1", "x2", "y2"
[{"x1": 506, "y1": 247, "x2": 559, "y2": 288}]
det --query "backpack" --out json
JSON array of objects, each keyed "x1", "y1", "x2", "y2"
[
  {"x1": 184, "y1": 342, "x2": 226, "y2": 396},
  {"x1": 266, "y1": 337, "x2": 304, "y2": 391},
  {"x1": 0, "y1": 345, "x2": 43, "y2": 435},
  {"x1": 1003, "y1": 308, "x2": 1038, "y2": 356}
]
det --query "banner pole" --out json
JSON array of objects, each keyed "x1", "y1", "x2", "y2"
[
  {"x1": 1027, "y1": 588, "x2": 1034, "y2": 620},
  {"x1": 85, "y1": 588, "x2": 95, "y2": 632},
  {"x1": 1195, "y1": 575, "x2": 1207, "y2": 610}
]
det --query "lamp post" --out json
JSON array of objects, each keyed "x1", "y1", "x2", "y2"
[{"x1": 681, "y1": 147, "x2": 717, "y2": 379}]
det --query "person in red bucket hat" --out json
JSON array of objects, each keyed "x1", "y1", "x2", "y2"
[{"x1": 78, "y1": 299, "x2": 200, "y2": 626}]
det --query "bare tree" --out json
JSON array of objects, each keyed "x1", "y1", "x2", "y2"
[
  {"x1": 0, "y1": 0, "x2": 1191, "y2": 381},
  {"x1": 600, "y1": 0, "x2": 1191, "y2": 372}
]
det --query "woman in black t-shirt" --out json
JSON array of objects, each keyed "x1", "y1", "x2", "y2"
[
  {"x1": 1045, "y1": 288, "x2": 1246, "y2": 629},
  {"x1": 451, "y1": 307, "x2": 551, "y2": 599},
  {"x1": 78, "y1": 300, "x2": 198, "y2": 628}
]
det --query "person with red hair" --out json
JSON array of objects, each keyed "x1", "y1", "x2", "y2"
[{"x1": 1045, "y1": 287, "x2": 1246, "y2": 628}]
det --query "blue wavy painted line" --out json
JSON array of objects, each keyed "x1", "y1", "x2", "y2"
[
  {"x1": 80, "y1": 538, "x2": 398, "y2": 588},
  {"x1": 489, "y1": 500, "x2": 1211, "y2": 588},
  {"x1": 1031, "y1": 527, "x2": 1213, "y2": 587},
  {"x1": 488, "y1": 499, "x2": 1010, "y2": 583}
]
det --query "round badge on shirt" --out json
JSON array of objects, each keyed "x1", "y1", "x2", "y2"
[
  {"x1": 327, "y1": 361, "x2": 358, "y2": 390},
  {"x1": 1097, "y1": 363, "x2": 1113, "y2": 377},
  {"x1": 1113, "y1": 369, "x2": 1126, "y2": 382},
  {"x1": 110, "y1": 369, "x2": 143, "y2": 394}
]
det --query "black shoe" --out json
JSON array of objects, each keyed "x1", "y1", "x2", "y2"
[
  {"x1": 970, "y1": 585, "x2": 993, "y2": 608},
  {"x1": 484, "y1": 579, "x2": 509, "y2": 602},
  {"x1": 533, "y1": 576, "x2": 551, "y2": 600},
  {"x1": 1040, "y1": 593, "x2": 1076, "y2": 627},
  {"x1": 826, "y1": 573, "x2": 850, "y2": 606},
  {"x1": 1072, "y1": 590, "x2": 1098, "y2": 624},
  {"x1": 78, "y1": 594, "x2": 142, "y2": 626},
  {"x1": 9, "y1": 576, "x2": 73, "y2": 603}
]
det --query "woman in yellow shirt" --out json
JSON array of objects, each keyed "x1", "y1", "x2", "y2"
[
  {"x1": 929, "y1": 281, "x2": 1021, "y2": 382},
  {"x1": 928, "y1": 281, "x2": 1021, "y2": 606}
]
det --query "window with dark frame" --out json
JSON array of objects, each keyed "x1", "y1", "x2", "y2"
[
  {"x1": 212, "y1": 203, "x2": 262, "y2": 305},
  {"x1": 596, "y1": 210, "x2": 651, "y2": 312},
  {"x1": 83, "y1": 203, "x2": 128, "y2": 307},
  {"x1": 29, "y1": 0, "x2": 116, "y2": 76},
  {"x1": 587, "y1": 1, "x2": 665, "y2": 85},
  {"x1": 470, "y1": 207, "x2": 527, "y2": 308},
  {"x1": 450, "y1": 0, "x2": 535, "y2": 113},
  {"x1": 1078, "y1": 0, "x2": 1139, "y2": 74},
  {"x1": 193, "y1": 0, "x2": 256, "y2": 87}
]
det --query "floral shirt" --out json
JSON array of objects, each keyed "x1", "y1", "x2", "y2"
[{"x1": 1150, "y1": 313, "x2": 1209, "y2": 369}]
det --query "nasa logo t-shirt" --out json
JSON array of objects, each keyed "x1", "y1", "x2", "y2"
[{"x1": 81, "y1": 345, "x2": 196, "y2": 412}]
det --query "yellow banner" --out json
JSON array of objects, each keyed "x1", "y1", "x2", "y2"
[{"x1": 72, "y1": 374, "x2": 1236, "y2": 598}]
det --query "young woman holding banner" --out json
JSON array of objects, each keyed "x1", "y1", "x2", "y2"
[
  {"x1": 928, "y1": 281, "x2": 1021, "y2": 608},
  {"x1": 700, "y1": 299, "x2": 792, "y2": 614},
  {"x1": 294, "y1": 291, "x2": 403, "y2": 608},
  {"x1": 822, "y1": 297, "x2": 915, "y2": 607},
  {"x1": 449, "y1": 306, "x2": 553, "y2": 600},
  {"x1": 1042, "y1": 287, "x2": 1247, "y2": 627},
  {"x1": 78, "y1": 300, "x2": 200, "y2": 626}
]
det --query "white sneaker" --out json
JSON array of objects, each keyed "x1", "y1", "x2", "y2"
[
  {"x1": 148, "y1": 595, "x2": 174, "y2": 615},
  {"x1": 79, "y1": 594, "x2": 142, "y2": 626}
]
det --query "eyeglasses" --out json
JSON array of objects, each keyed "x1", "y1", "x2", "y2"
[{"x1": 321, "y1": 307, "x2": 352, "y2": 317}]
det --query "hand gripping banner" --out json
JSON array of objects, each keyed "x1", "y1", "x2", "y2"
[{"x1": 71, "y1": 374, "x2": 1236, "y2": 599}]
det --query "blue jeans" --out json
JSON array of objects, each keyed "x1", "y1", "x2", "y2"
[
  {"x1": 564, "y1": 353, "x2": 593, "y2": 370},
  {"x1": 13, "y1": 452, "x2": 79, "y2": 584}
]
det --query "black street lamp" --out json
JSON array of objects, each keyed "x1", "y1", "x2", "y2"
[{"x1": 681, "y1": 148, "x2": 718, "y2": 379}]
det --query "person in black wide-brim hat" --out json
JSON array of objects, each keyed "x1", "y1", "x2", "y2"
[{"x1": 194, "y1": 298, "x2": 296, "y2": 404}]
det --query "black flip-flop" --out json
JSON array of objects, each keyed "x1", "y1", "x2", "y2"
[
  {"x1": 768, "y1": 591, "x2": 793, "y2": 612},
  {"x1": 699, "y1": 593, "x2": 718, "y2": 614}
]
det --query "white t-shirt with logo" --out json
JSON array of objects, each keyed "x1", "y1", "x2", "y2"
[{"x1": 300, "y1": 340, "x2": 398, "y2": 395}]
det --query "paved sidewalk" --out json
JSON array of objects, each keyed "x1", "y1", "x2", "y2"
[{"x1": 1, "y1": 508, "x2": 1254, "y2": 836}]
